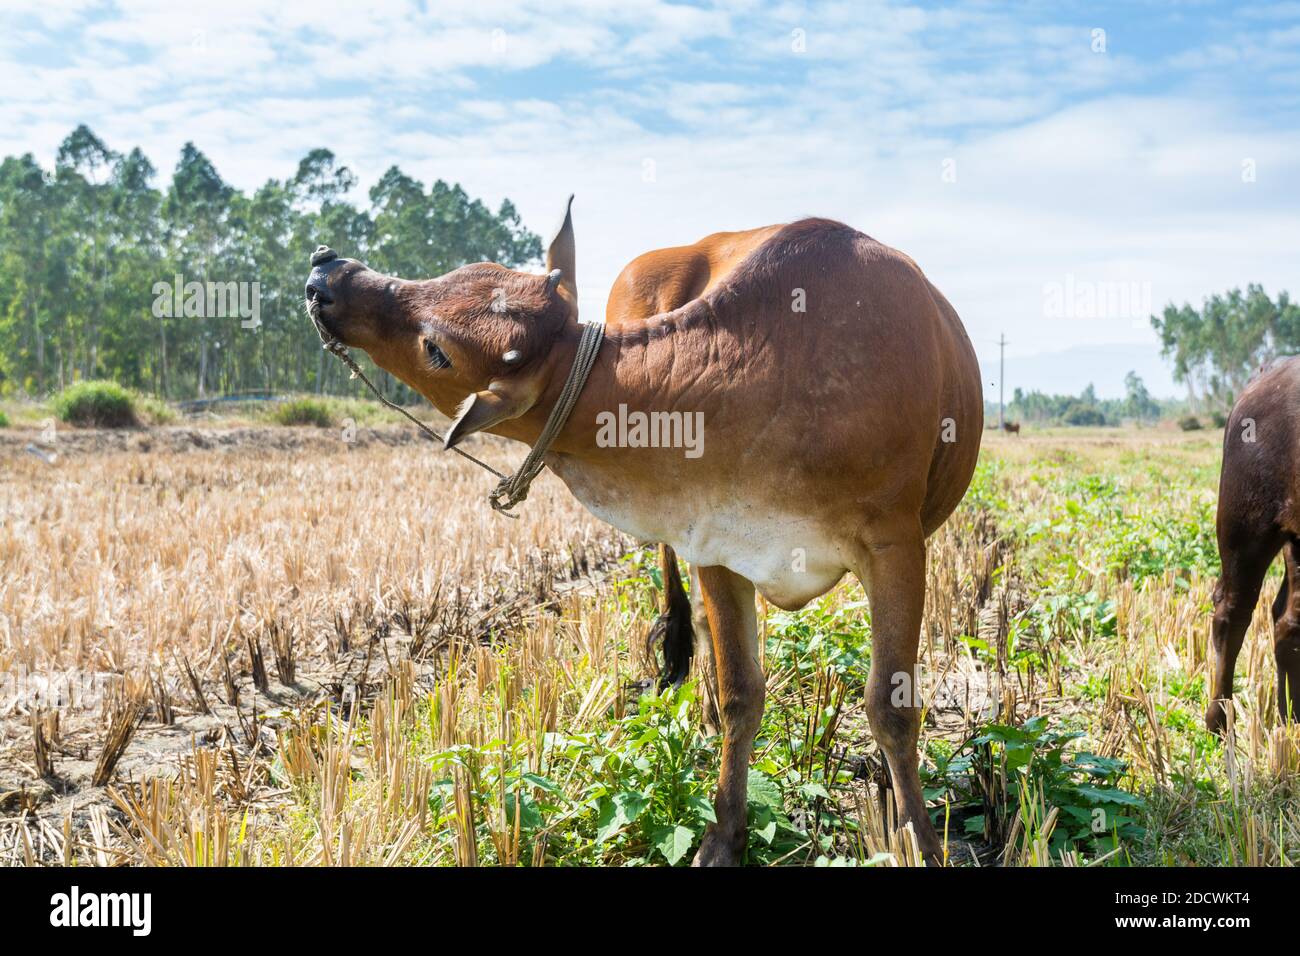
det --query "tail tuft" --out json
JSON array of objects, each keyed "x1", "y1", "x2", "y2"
[{"x1": 646, "y1": 544, "x2": 694, "y2": 690}]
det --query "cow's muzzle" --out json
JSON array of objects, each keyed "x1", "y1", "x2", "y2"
[{"x1": 305, "y1": 245, "x2": 350, "y2": 305}]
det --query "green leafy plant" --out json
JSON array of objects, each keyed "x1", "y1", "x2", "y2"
[
  {"x1": 923, "y1": 716, "x2": 1145, "y2": 860},
  {"x1": 1106, "y1": 505, "x2": 1219, "y2": 581},
  {"x1": 751, "y1": 599, "x2": 873, "y2": 859},
  {"x1": 423, "y1": 683, "x2": 720, "y2": 866},
  {"x1": 765, "y1": 598, "x2": 871, "y2": 686}
]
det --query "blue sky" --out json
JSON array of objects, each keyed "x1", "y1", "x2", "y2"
[{"x1": 6, "y1": 0, "x2": 1300, "y2": 397}]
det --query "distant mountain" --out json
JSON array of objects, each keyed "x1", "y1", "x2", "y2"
[{"x1": 978, "y1": 342, "x2": 1181, "y2": 401}]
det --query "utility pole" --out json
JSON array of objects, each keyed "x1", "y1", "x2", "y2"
[{"x1": 998, "y1": 333, "x2": 1007, "y2": 430}]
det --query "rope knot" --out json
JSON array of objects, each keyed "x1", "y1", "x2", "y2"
[{"x1": 487, "y1": 479, "x2": 528, "y2": 517}]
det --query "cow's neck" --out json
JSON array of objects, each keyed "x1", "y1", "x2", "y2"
[
  {"x1": 487, "y1": 314, "x2": 704, "y2": 461},
  {"x1": 483, "y1": 319, "x2": 585, "y2": 448}
]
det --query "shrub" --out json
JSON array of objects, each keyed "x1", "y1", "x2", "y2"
[
  {"x1": 272, "y1": 397, "x2": 335, "y2": 427},
  {"x1": 1178, "y1": 415, "x2": 1203, "y2": 431},
  {"x1": 0, "y1": 410, "x2": 9, "y2": 428},
  {"x1": 135, "y1": 394, "x2": 176, "y2": 426},
  {"x1": 264, "y1": 395, "x2": 392, "y2": 428},
  {"x1": 1063, "y1": 403, "x2": 1108, "y2": 426},
  {"x1": 52, "y1": 380, "x2": 138, "y2": 427},
  {"x1": 1209, "y1": 410, "x2": 1227, "y2": 428}
]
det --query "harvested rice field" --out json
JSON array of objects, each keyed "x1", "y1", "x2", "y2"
[{"x1": 0, "y1": 423, "x2": 1294, "y2": 866}]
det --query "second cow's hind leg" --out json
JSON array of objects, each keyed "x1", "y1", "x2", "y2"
[
  {"x1": 692, "y1": 565, "x2": 762, "y2": 867},
  {"x1": 1207, "y1": 534, "x2": 1279, "y2": 734},
  {"x1": 1273, "y1": 541, "x2": 1300, "y2": 724}
]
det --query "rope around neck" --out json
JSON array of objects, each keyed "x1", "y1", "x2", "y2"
[
  {"x1": 316, "y1": 322, "x2": 604, "y2": 517},
  {"x1": 486, "y1": 320, "x2": 605, "y2": 515}
]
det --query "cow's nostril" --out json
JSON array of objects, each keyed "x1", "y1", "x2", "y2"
[
  {"x1": 305, "y1": 280, "x2": 333, "y2": 305},
  {"x1": 306, "y1": 246, "x2": 349, "y2": 306}
]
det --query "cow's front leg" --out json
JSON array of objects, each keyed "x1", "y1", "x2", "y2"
[{"x1": 691, "y1": 565, "x2": 762, "y2": 867}]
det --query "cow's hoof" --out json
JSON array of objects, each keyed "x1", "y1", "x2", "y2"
[
  {"x1": 691, "y1": 827, "x2": 742, "y2": 867},
  {"x1": 1205, "y1": 700, "x2": 1229, "y2": 736},
  {"x1": 905, "y1": 822, "x2": 944, "y2": 867}
]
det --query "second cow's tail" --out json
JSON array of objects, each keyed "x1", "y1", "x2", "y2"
[{"x1": 647, "y1": 544, "x2": 694, "y2": 690}]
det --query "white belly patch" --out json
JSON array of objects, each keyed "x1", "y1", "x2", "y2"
[{"x1": 551, "y1": 460, "x2": 848, "y2": 609}]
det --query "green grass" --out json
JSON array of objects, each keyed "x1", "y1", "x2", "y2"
[
  {"x1": 134, "y1": 393, "x2": 176, "y2": 425},
  {"x1": 263, "y1": 394, "x2": 416, "y2": 428}
]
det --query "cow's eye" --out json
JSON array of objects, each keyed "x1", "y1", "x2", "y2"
[{"x1": 425, "y1": 339, "x2": 452, "y2": 370}]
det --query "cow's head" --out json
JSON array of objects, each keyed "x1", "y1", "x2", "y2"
[{"x1": 305, "y1": 196, "x2": 578, "y2": 448}]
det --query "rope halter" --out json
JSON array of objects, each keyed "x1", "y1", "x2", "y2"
[{"x1": 306, "y1": 246, "x2": 604, "y2": 517}]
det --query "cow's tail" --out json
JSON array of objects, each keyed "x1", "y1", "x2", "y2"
[{"x1": 647, "y1": 544, "x2": 694, "y2": 690}]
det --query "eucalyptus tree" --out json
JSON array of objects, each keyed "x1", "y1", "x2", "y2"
[
  {"x1": 0, "y1": 154, "x2": 60, "y2": 392},
  {"x1": 0, "y1": 126, "x2": 542, "y2": 400},
  {"x1": 162, "y1": 142, "x2": 235, "y2": 397},
  {"x1": 1152, "y1": 286, "x2": 1300, "y2": 411}
]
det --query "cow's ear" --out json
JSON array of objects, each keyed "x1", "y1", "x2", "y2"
[
  {"x1": 545, "y1": 194, "x2": 577, "y2": 302},
  {"x1": 444, "y1": 377, "x2": 541, "y2": 449}
]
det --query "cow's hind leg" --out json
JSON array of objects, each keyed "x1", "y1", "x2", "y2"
[
  {"x1": 1207, "y1": 534, "x2": 1280, "y2": 734},
  {"x1": 692, "y1": 565, "x2": 762, "y2": 867},
  {"x1": 685, "y1": 565, "x2": 722, "y2": 734},
  {"x1": 852, "y1": 518, "x2": 942, "y2": 865},
  {"x1": 1273, "y1": 540, "x2": 1300, "y2": 724}
]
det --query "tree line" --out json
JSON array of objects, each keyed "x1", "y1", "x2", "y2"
[
  {"x1": 996, "y1": 373, "x2": 1170, "y2": 427},
  {"x1": 999, "y1": 285, "x2": 1300, "y2": 427},
  {"x1": 0, "y1": 125, "x2": 541, "y2": 399},
  {"x1": 2, "y1": 126, "x2": 1288, "y2": 413}
]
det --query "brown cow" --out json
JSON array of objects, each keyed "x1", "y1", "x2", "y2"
[
  {"x1": 304, "y1": 200, "x2": 984, "y2": 865},
  {"x1": 1207, "y1": 357, "x2": 1300, "y2": 734}
]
